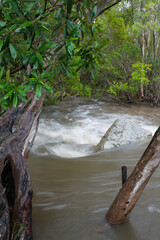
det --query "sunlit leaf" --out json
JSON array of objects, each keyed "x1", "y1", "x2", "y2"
[
  {"x1": 9, "y1": 44, "x2": 17, "y2": 59},
  {"x1": 6, "y1": 70, "x2": 10, "y2": 83},
  {"x1": 21, "y1": 21, "x2": 33, "y2": 27},
  {"x1": 35, "y1": 84, "x2": 42, "y2": 99},
  {"x1": 33, "y1": 60, "x2": 39, "y2": 70},
  {"x1": 41, "y1": 25, "x2": 50, "y2": 31},
  {"x1": 89, "y1": 6, "x2": 97, "y2": 22},
  {"x1": 3, "y1": 89, "x2": 14, "y2": 100},
  {"x1": 13, "y1": 92, "x2": 18, "y2": 107},
  {"x1": 0, "y1": 21, "x2": 6, "y2": 27}
]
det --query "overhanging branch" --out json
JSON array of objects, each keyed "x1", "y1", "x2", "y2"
[{"x1": 94, "y1": 0, "x2": 122, "y2": 18}]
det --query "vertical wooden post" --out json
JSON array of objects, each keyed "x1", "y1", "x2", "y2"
[
  {"x1": 121, "y1": 166, "x2": 127, "y2": 186},
  {"x1": 106, "y1": 127, "x2": 160, "y2": 225}
]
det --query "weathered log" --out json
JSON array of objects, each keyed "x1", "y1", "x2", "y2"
[
  {"x1": 0, "y1": 90, "x2": 46, "y2": 239},
  {"x1": 106, "y1": 126, "x2": 160, "y2": 224}
]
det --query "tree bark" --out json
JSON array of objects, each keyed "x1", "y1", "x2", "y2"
[
  {"x1": 106, "y1": 126, "x2": 160, "y2": 225},
  {"x1": 0, "y1": 90, "x2": 46, "y2": 239}
]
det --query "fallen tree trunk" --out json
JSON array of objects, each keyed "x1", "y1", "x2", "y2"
[
  {"x1": 106, "y1": 126, "x2": 160, "y2": 225},
  {"x1": 0, "y1": 90, "x2": 46, "y2": 239}
]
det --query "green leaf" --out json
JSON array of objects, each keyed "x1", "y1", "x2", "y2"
[
  {"x1": 4, "y1": 35, "x2": 10, "y2": 48},
  {"x1": 34, "y1": 25, "x2": 41, "y2": 38},
  {"x1": 0, "y1": 84, "x2": 11, "y2": 89},
  {"x1": 90, "y1": 67, "x2": 95, "y2": 80},
  {"x1": 61, "y1": 63, "x2": 71, "y2": 77},
  {"x1": 29, "y1": 54, "x2": 36, "y2": 63},
  {"x1": 0, "y1": 41, "x2": 3, "y2": 51},
  {"x1": 43, "y1": 84, "x2": 53, "y2": 94},
  {"x1": 15, "y1": 27, "x2": 23, "y2": 33},
  {"x1": 26, "y1": 2, "x2": 37, "y2": 12},
  {"x1": 27, "y1": 32, "x2": 33, "y2": 50},
  {"x1": 18, "y1": 85, "x2": 32, "y2": 95},
  {"x1": 36, "y1": 52, "x2": 43, "y2": 72},
  {"x1": 89, "y1": 6, "x2": 97, "y2": 22},
  {"x1": 0, "y1": 67, "x2": 5, "y2": 81},
  {"x1": 37, "y1": 21, "x2": 50, "y2": 26},
  {"x1": 36, "y1": 8, "x2": 43, "y2": 16},
  {"x1": 69, "y1": 27, "x2": 79, "y2": 38},
  {"x1": 0, "y1": 21, "x2": 6, "y2": 27},
  {"x1": 13, "y1": 92, "x2": 18, "y2": 107},
  {"x1": 23, "y1": 56, "x2": 30, "y2": 65},
  {"x1": 9, "y1": 44, "x2": 17, "y2": 59},
  {"x1": 33, "y1": 60, "x2": 38, "y2": 70},
  {"x1": 4, "y1": 11, "x2": 10, "y2": 20},
  {"x1": 31, "y1": 71, "x2": 38, "y2": 79},
  {"x1": 0, "y1": 99, "x2": 8, "y2": 110},
  {"x1": 36, "y1": 52, "x2": 43, "y2": 62},
  {"x1": 19, "y1": 95, "x2": 27, "y2": 103},
  {"x1": 21, "y1": 21, "x2": 33, "y2": 27},
  {"x1": 41, "y1": 25, "x2": 50, "y2": 31},
  {"x1": 52, "y1": 24, "x2": 61, "y2": 37},
  {"x1": 9, "y1": 24, "x2": 16, "y2": 32},
  {"x1": 35, "y1": 84, "x2": 42, "y2": 99},
  {"x1": 6, "y1": 70, "x2": 10, "y2": 83},
  {"x1": 3, "y1": 89, "x2": 14, "y2": 100},
  {"x1": 66, "y1": 40, "x2": 74, "y2": 57},
  {"x1": 54, "y1": 44, "x2": 64, "y2": 54},
  {"x1": 11, "y1": 0, "x2": 22, "y2": 17},
  {"x1": 66, "y1": 20, "x2": 76, "y2": 34}
]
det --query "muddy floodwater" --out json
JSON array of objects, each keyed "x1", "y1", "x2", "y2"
[{"x1": 28, "y1": 97, "x2": 160, "y2": 240}]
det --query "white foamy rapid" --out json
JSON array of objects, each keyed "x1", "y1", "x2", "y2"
[
  {"x1": 148, "y1": 205, "x2": 160, "y2": 214},
  {"x1": 31, "y1": 98, "x2": 159, "y2": 158}
]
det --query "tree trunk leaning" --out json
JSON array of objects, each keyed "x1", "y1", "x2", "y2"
[{"x1": 106, "y1": 126, "x2": 160, "y2": 225}]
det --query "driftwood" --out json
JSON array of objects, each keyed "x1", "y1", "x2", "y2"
[
  {"x1": 106, "y1": 126, "x2": 160, "y2": 225},
  {"x1": 0, "y1": 90, "x2": 46, "y2": 239}
]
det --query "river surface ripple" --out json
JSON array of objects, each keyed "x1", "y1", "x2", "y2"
[{"x1": 28, "y1": 97, "x2": 160, "y2": 240}]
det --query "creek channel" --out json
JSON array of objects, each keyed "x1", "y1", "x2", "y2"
[{"x1": 28, "y1": 97, "x2": 160, "y2": 240}]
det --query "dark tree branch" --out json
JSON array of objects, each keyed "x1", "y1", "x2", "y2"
[{"x1": 95, "y1": 0, "x2": 122, "y2": 18}]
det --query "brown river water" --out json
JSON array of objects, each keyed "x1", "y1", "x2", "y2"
[{"x1": 28, "y1": 97, "x2": 160, "y2": 240}]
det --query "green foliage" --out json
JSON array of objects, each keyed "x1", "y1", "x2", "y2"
[
  {"x1": 108, "y1": 62, "x2": 151, "y2": 102},
  {"x1": 1, "y1": 0, "x2": 160, "y2": 106},
  {"x1": 131, "y1": 62, "x2": 151, "y2": 86},
  {"x1": 80, "y1": 0, "x2": 160, "y2": 104},
  {"x1": 60, "y1": 71, "x2": 91, "y2": 98},
  {"x1": 0, "y1": 0, "x2": 100, "y2": 111},
  {"x1": 108, "y1": 81, "x2": 132, "y2": 97}
]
